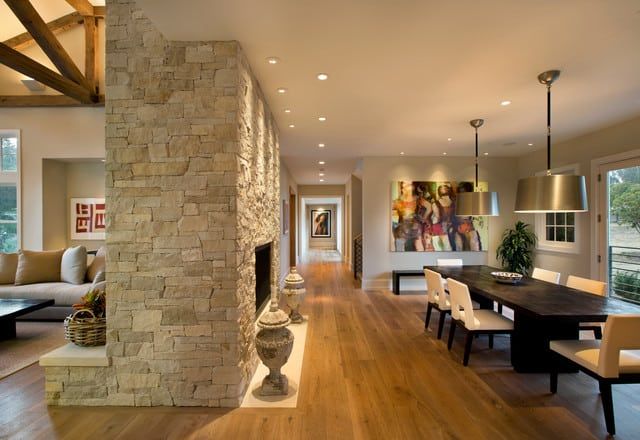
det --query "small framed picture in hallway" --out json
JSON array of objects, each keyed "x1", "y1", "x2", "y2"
[{"x1": 311, "y1": 209, "x2": 331, "y2": 238}]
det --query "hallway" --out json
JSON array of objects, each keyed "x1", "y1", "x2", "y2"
[{"x1": 1, "y1": 257, "x2": 639, "y2": 438}]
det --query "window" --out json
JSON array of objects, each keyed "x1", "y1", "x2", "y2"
[
  {"x1": 535, "y1": 164, "x2": 580, "y2": 254},
  {"x1": 0, "y1": 132, "x2": 20, "y2": 252}
]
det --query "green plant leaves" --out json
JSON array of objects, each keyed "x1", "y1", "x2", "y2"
[{"x1": 496, "y1": 221, "x2": 537, "y2": 276}]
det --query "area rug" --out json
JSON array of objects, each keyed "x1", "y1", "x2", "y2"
[{"x1": 0, "y1": 321, "x2": 65, "y2": 379}]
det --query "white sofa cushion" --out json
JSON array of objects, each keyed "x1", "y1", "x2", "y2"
[
  {"x1": 0, "y1": 282, "x2": 92, "y2": 306},
  {"x1": 0, "y1": 252, "x2": 18, "y2": 284},
  {"x1": 61, "y1": 246, "x2": 87, "y2": 285}
]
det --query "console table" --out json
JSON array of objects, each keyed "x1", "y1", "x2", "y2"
[{"x1": 391, "y1": 270, "x2": 424, "y2": 295}]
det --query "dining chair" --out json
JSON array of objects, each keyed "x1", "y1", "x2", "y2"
[
  {"x1": 566, "y1": 275, "x2": 608, "y2": 339},
  {"x1": 446, "y1": 278, "x2": 514, "y2": 366},
  {"x1": 424, "y1": 269, "x2": 451, "y2": 339},
  {"x1": 531, "y1": 267, "x2": 561, "y2": 284},
  {"x1": 436, "y1": 258, "x2": 462, "y2": 291},
  {"x1": 549, "y1": 314, "x2": 640, "y2": 436}
]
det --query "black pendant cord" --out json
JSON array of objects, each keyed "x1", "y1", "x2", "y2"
[
  {"x1": 546, "y1": 84, "x2": 552, "y2": 175},
  {"x1": 474, "y1": 128, "x2": 479, "y2": 190}
]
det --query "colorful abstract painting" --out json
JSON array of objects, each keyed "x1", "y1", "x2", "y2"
[
  {"x1": 70, "y1": 198, "x2": 106, "y2": 240},
  {"x1": 391, "y1": 181, "x2": 488, "y2": 252}
]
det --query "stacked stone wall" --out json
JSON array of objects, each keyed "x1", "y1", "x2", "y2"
[{"x1": 46, "y1": 0, "x2": 280, "y2": 407}]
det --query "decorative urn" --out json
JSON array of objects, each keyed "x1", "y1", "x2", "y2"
[
  {"x1": 283, "y1": 267, "x2": 306, "y2": 324},
  {"x1": 255, "y1": 298, "x2": 294, "y2": 396}
]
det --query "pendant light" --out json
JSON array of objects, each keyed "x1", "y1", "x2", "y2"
[
  {"x1": 456, "y1": 119, "x2": 500, "y2": 216},
  {"x1": 514, "y1": 70, "x2": 588, "y2": 213}
]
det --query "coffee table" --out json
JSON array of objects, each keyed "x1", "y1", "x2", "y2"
[{"x1": 0, "y1": 298, "x2": 55, "y2": 340}]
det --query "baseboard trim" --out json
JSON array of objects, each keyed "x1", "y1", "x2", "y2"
[{"x1": 361, "y1": 279, "x2": 391, "y2": 290}]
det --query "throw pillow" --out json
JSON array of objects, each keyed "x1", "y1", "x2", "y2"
[
  {"x1": 86, "y1": 246, "x2": 106, "y2": 282},
  {"x1": 15, "y1": 249, "x2": 65, "y2": 285},
  {"x1": 0, "y1": 252, "x2": 18, "y2": 284},
  {"x1": 61, "y1": 246, "x2": 88, "y2": 285}
]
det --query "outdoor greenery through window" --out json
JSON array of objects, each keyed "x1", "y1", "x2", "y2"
[
  {"x1": 609, "y1": 165, "x2": 640, "y2": 304},
  {"x1": 0, "y1": 135, "x2": 18, "y2": 252}
]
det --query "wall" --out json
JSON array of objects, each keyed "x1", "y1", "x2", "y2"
[
  {"x1": 42, "y1": 160, "x2": 106, "y2": 250},
  {"x1": 517, "y1": 115, "x2": 640, "y2": 283},
  {"x1": 298, "y1": 185, "x2": 345, "y2": 257},
  {"x1": 42, "y1": 160, "x2": 67, "y2": 250},
  {"x1": 362, "y1": 156, "x2": 518, "y2": 290},
  {"x1": 0, "y1": 108, "x2": 105, "y2": 250},
  {"x1": 307, "y1": 204, "x2": 337, "y2": 250},
  {"x1": 47, "y1": 0, "x2": 280, "y2": 408},
  {"x1": 279, "y1": 163, "x2": 297, "y2": 283}
]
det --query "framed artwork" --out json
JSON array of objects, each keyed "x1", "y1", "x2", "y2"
[
  {"x1": 282, "y1": 199, "x2": 289, "y2": 235},
  {"x1": 70, "y1": 198, "x2": 106, "y2": 240},
  {"x1": 391, "y1": 180, "x2": 488, "y2": 252},
  {"x1": 311, "y1": 209, "x2": 331, "y2": 238}
]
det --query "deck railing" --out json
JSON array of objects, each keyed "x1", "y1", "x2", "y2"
[
  {"x1": 353, "y1": 234, "x2": 363, "y2": 281},
  {"x1": 609, "y1": 245, "x2": 640, "y2": 304}
]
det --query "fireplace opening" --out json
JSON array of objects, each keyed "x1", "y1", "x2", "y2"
[{"x1": 255, "y1": 242, "x2": 272, "y2": 317}]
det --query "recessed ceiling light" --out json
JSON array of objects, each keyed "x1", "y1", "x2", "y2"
[
  {"x1": 318, "y1": 143, "x2": 325, "y2": 148},
  {"x1": 400, "y1": 152, "x2": 405, "y2": 155},
  {"x1": 319, "y1": 179, "x2": 325, "y2": 182},
  {"x1": 528, "y1": 143, "x2": 534, "y2": 146},
  {"x1": 318, "y1": 116, "x2": 327, "y2": 121},
  {"x1": 277, "y1": 88, "x2": 287, "y2": 94},
  {"x1": 317, "y1": 73, "x2": 329, "y2": 81},
  {"x1": 284, "y1": 109, "x2": 291, "y2": 113},
  {"x1": 288, "y1": 124, "x2": 295, "y2": 128},
  {"x1": 484, "y1": 152, "x2": 489, "y2": 156},
  {"x1": 101, "y1": 159, "x2": 106, "y2": 162},
  {"x1": 266, "y1": 57, "x2": 280, "y2": 65},
  {"x1": 500, "y1": 100, "x2": 512, "y2": 106},
  {"x1": 447, "y1": 138, "x2": 452, "y2": 142},
  {"x1": 443, "y1": 152, "x2": 448, "y2": 156},
  {"x1": 319, "y1": 172, "x2": 325, "y2": 176},
  {"x1": 318, "y1": 161, "x2": 325, "y2": 165}
]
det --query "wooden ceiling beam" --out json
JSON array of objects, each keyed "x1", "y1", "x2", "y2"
[
  {"x1": 0, "y1": 95, "x2": 104, "y2": 107},
  {"x1": 0, "y1": 43, "x2": 96, "y2": 103},
  {"x1": 84, "y1": 16, "x2": 98, "y2": 94},
  {"x1": 2, "y1": 12, "x2": 84, "y2": 52},
  {"x1": 93, "y1": 6, "x2": 105, "y2": 17},
  {"x1": 64, "y1": 0, "x2": 95, "y2": 16},
  {"x1": 4, "y1": 0, "x2": 92, "y2": 91}
]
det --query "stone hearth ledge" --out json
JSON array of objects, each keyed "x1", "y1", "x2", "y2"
[{"x1": 40, "y1": 343, "x2": 110, "y2": 367}]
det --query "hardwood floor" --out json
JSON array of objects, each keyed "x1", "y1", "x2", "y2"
[{"x1": 1, "y1": 255, "x2": 639, "y2": 439}]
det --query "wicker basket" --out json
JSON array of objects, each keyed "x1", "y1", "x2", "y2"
[{"x1": 64, "y1": 309, "x2": 106, "y2": 347}]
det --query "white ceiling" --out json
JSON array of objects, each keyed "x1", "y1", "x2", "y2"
[{"x1": 139, "y1": 2, "x2": 639, "y2": 183}]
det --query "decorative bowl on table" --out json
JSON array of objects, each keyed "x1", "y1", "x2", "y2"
[{"x1": 490, "y1": 271, "x2": 523, "y2": 284}]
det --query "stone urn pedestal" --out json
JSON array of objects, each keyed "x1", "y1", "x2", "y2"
[
  {"x1": 283, "y1": 267, "x2": 306, "y2": 324},
  {"x1": 255, "y1": 299, "x2": 294, "y2": 396}
]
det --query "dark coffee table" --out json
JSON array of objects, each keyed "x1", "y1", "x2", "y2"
[{"x1": 0, "y1": 298, "x2": 55, "y2": 340}]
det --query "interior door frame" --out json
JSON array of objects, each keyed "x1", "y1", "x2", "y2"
[
  {"x1": 591, "y1": 149, "x2": 640, "y2": 283},
  {"x1": 289, "y1": 189, "x2": 296, "y2": 267}
]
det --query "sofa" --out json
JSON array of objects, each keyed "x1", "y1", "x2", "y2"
[{"x1": 0, "y1": 246, "x2": 105, "y2": 320}]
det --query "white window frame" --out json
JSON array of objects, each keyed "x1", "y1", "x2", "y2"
[
  {"x1": 0, "y1": 129, "x2": 21, "y2": 252},
  {"x1": 534, "y1": 163, "x2": 581, "y2": 254}
]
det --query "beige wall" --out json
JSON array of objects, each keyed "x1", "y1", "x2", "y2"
[
  {"x1": 0, "y1": 108, "x2": 105, "y2": 250},
  {"x1": 42, "y1": 160, "x2": 106, "y2": 251},
  {"x1": 516, "y1": 115, "x2": 640, "y2": 283},
  {"x1": 362, "y1": 156, "x2": 518, "y2": 290},
  {"x1": 279, "y1": 162, "x2": 298, "y2": 283}
]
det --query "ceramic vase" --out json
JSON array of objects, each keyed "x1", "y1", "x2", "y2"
[
  {"x1": 255, "y1": 298, "x2": 294, "y2": 396},
  {"x1": 283, "y1": 267, "x2": 306, "y2": 324}
]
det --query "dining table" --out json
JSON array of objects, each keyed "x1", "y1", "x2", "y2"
[{"x1": 424, "y1": 265, "x2": 640, "y2": 373}]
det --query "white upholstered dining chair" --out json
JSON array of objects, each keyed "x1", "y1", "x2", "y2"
[
  {"x1": 532, "y1": 267, "x2": 561, "y2": 284},
  {"x1": 550, "y1": 314, "x2": 640, "y2": 436},
  {"x1": 436, "y1": 258, "x2": 462, "y2": 291},
  {"x1": 566, "y1": 275, "x2": 608, "y2": 339},
  {"x1": 424, "y1": 269, "x2": 451, "y2": 339},
  {"x1": 446, "y1": 278, "x2": 513, "y2": 366}
]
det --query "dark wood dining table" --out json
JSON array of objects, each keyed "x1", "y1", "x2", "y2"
[{"x1": 424, "y1": 265, "x2": 640, "y2": 373}]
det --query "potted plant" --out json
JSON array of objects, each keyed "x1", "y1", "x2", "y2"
[
  {"x1": 64, "y1": 288, "x2": 106, "y2": 346},
  {"x1": 496, "y1": 221, "x2": 537, "y2": 276}
]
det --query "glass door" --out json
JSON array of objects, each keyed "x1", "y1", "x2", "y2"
[{"x1": 599, "y1": 158, "x2": 640, "y2": 303}]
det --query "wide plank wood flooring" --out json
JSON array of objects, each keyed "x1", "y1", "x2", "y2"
[{"x1": 1, "y1": 254, "x2": 639, "y2": 439}]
